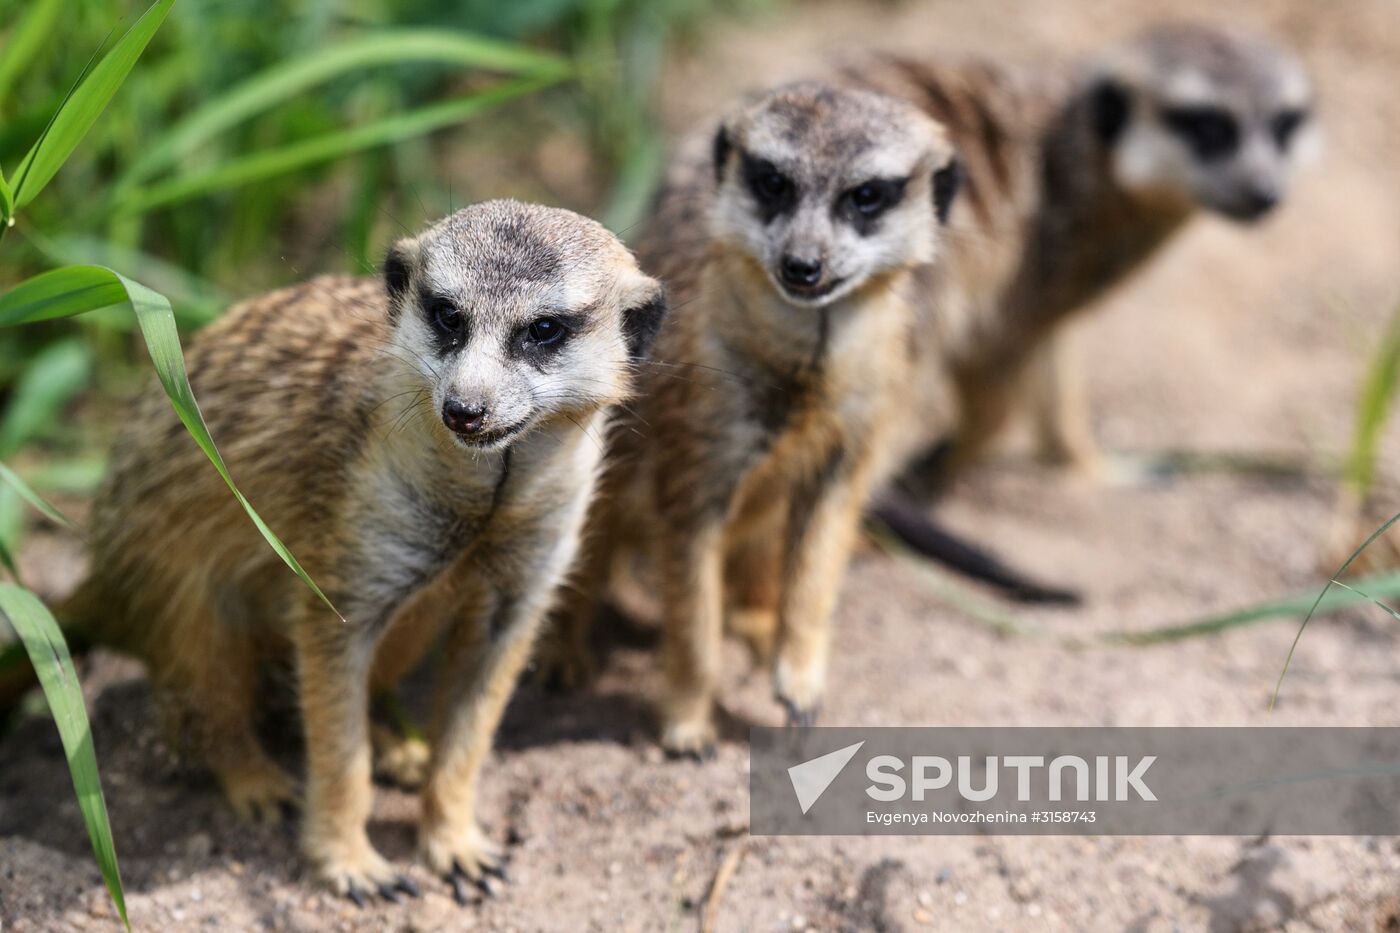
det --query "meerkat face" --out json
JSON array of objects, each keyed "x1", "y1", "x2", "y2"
[
  {"x1": 383, "y1": 201, "x2": 665, "y2": 451},
  {"x1": 710, "y1": 82, "x2": 959, "y2": 307},
  {"x1": 1091, "y1": 24, "x2": 1316, "y2": 222}
]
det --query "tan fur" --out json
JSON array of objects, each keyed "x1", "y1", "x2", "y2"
[
  {"x1": 556, "y1": 83, "x2": 956, "y2": 753},
  {"x1": 838, "y1": 23, "x2": 1316, "y2": 488},
  {"x1": 68, "y1": 200, "x2": 664, "y2": 899}
]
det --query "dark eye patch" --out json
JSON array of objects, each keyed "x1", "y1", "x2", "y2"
[
  {"x1": 837, "y1": 177, "x2": 908, "y2": 235},
  {"x1": 419, "y1": 288, "x2": 464, "y2": 354},
  {"x1": 1160, "y1": 105, "x2": 1240, "y2": 161},
  {"x1": 1271, "y1": 108, "x2": 1308, "y2": 151},
  {"x1": 740, "y1": 152, "x2": 797, "y2": 223}
]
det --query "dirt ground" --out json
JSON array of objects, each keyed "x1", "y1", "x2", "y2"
[{"x1": 4, "y1": 0, "x2": 1400, "y2": 930}]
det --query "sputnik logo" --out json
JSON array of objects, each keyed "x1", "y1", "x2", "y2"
[{"x1": 787, "y1": 741, "x2": 865, "y2": 815}]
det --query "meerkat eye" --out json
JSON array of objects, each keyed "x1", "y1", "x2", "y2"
[
  {"x1": 1160, "y1": 105, "x2": 1239, "y2": 160},
  {"x1": 845, "y1": 179, "x2": 904, "y2": 217},
  {"x1": 741, "y1": 156, "x2": 796, "y2": 213},
  {"x1": 425, "y1": 296, "x2": 463, "y2": 341},
  {"x1": 755, "y1": 171, "x2": 790, "y2": 200},
  {"x1": 1270, "y1": 108, "x2": 1307, "y2": 150},
  {"x1": 526, "y1": 316, "x2": 567, "y2": 346}
]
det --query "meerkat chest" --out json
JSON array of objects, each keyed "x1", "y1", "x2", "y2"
[
  {"x1": 334, "y1": 421, "x2": 601, "y2": 626},
  {"x1": 727, "y1": 297, "x2": 908, "y2": 472}
]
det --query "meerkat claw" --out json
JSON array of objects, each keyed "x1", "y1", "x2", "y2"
[
  {"x1": 781, "y1": 698, "x2": 821, "y2": 728},
  {"x1": 665, "y1": 743, "x2": 716, "y2": 763},
  {"x1": 448, "y1": 871, "x2": 472, "y2": 906},
  {"x1": 347, "y1": 885, "x2": 369, "y2": 909}
]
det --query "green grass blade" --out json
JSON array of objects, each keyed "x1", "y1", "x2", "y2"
[
  {"x1": 0, "y1": 462, "x2": 76, "y2": 529},
  {"x1": 0, "y1": 583, "x2": 127, "y2": 928},
  {"x1": 868, "y1": 525, "x2": 1031, "y2": 637},
  {"x1": 0, "y1": 266, "x2": 340, "y2": 618},
  {"x1": 20, "y1": 455, "x2": 107, "y2": 497},
  {"x1": 115, "y1": 29, "x2": 571, "y2": 190},
  {"x1": 0, "y1": 537, "x2": 21, "y2": 584},
  {"x1": 1271, "y1": 510, "x2": 1400, "y2": 708},
  {"x1": 0, "y1": 265, "x2": 127, "y2": 327},
  {"x1": 0, "y1": 338, "x2": 92, "y2": 457},
  {"x1": 10, "y1": 0, "x2": 175, "y2": 210},
  {"x1": 0, "y1": 163, "x2": 13, "y2": 224},
  {"x1": 115, "y1": 74, "x2": 564, "y2": 215},
  {"x1": 1344, "y1": 302, "x2": 1400, "y2": 497},
  {"x1": 1096, "y1": 571, "x2": 1400, "y2": 646},
  {"x1": 33, "y1": 232, "x2": 229, "y2": 327},
  {"x1": 0, "y1": 0, "x2": 64, "y2": 107}
]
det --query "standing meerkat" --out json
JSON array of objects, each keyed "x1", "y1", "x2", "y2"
[
  {"x1": 840, "y1": 22, "x2": 1316, "y2": 499},
  {"x1": 62, "y1": 201, "x2": 665, "y2": 902},
  {"x1": 559, "y1": 82, "x2": 958, "y2": 755}
]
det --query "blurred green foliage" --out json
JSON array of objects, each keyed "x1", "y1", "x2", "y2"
[{"x1": 0, "y1": 0, "x2": 769, "y2": 549}]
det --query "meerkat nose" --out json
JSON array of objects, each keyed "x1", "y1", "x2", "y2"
[
  {"x1": 442, "y1": 396, "x2": 488, "y2": 435},
  {"x1": 1241, "y1": 183, "x2": 1280, "y2": 218},
  {"x1": 780, "y1": 255, "x2": 823, "y2": 287}
]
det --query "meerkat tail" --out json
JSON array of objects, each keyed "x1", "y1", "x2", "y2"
[{"x1": 867, "y1": 492, "x2": 1081, "y2": 606}]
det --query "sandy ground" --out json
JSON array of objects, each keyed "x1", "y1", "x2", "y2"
[{"x1": 4, "y1": 0, "x2": 1400, "y2": 930}]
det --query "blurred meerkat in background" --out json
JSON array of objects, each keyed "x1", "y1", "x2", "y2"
[
  {"x1": 58, "y1": 201, "x2": 665, "y2": 903},
  {"x1": 841, "y1": 22, "x2": 1317, "y2": 505},
  {"x1": 556, "y1": 82, "x2": 959, "y2": 756}
]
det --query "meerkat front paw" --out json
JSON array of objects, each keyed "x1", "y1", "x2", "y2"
[
  {"x1": 220, "y1": 761, "x2": 299, "y2": 826},
  {"x1": 306, "y1": 835, "x2": 419, "y2": 906},
  {"x1": 659, "y1": 697, "x2": 717, "y2": 760},
  {"x1": 371, "y1": 723, "x2": 431, "y2": 790},
  {"x1": 420, "y1": 820, "x2": 507, "y2": 904},
  {"x1": 773, "y1": 654, "x2": 825, "y2": 728}
]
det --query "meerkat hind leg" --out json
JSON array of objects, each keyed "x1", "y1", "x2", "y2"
[{"x1": 160, "y1": 588, "x2": 297, "y2": 825}]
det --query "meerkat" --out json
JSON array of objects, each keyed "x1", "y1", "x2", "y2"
[
  {"x1": 837, "y1": 22, "x2": 1316, "y2": 501},
  {"x1": 59, "y1": 200, "x2": 665, "y2": 903},
  {"x1": 556, "y1": 82, "x2": 958, "y2": 755}
]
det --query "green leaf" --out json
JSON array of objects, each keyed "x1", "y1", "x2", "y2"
[
  {"x1": 1272, "y1": 510, "x2": 1400, "y2": 707},
  {"x1": 0, "y1": 583, "x2": 127, "y2": 928},
  {"x1": 0, "y1": 266, "x2": 340, "y2": 618},
  {"x1": 1097, "y1": 571, "x2": 1400, "y2": 646},
  {"x1": 0, "y1": 338, "x2": 92, "y2": 458},
  {"x1": 10, "y1": 0, "x2": 176, "y2": 210},
  {"x1": 1344, "y1": 302, "x2": 1400, "y2": 497},
  {"x1": 0, "y1": 462, "x2": 76, "y2": 530},
  {"x1": 0, "y1": 0, "x2": 64, "y2": 107},
  {"x1": 0, "y1": 266, "x2": 127, "y2": 327},
  {"x1": 33, "y1": 232, "x2": 229, "y2": 327},
  {"x1": 0, "y1": 537, "x2": 20, "y2": 585},
  {"x1": 115, "y1": 74, "x2": 563, "y2": 214},
  {"x1": 0, "y1": 163, "x2": 13, "y2": 224},
  {"x1": 115, "y1": 28, "x2": 571, "y2": 191}
]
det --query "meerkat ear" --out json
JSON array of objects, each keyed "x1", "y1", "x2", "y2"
[
  {"x1": 932, "y1": 157, "x2": 961, "y2": 225},
  {"x1": 621, "y1": 276, "x2": 668, "y2": 360},
  {"x1": 712, "y1": 125, "x2": 732, "y2": 184},
  {"x1": 1089, "y1": 79, "x2": 1130, "y2": 144},
  {"x1": 383, "y1": 239, "x2": 418, "y2": 318}
]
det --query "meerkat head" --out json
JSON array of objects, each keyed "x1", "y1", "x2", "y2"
[
  {"x1": 710, "y1": 81, "x2": 959, "y2": 307},
  {"x1": 1087, "y1": 23, "x2": 1316, "y2": 222},
  {"x1": 382, "y1": 200, "x2": 665, "y2": 451}
]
